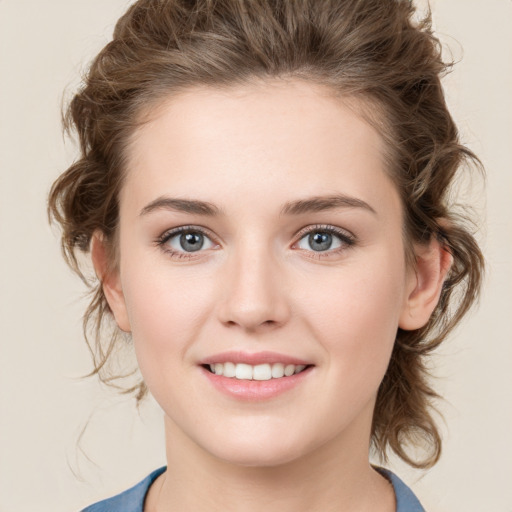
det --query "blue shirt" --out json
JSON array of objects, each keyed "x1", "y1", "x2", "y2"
[{"x1": 81, "y1": 466, "x2": 425, "y2": 512}]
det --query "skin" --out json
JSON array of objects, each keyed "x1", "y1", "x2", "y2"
[{"x1": 93, "y1": 79, "x2": 451, "y2": 511}]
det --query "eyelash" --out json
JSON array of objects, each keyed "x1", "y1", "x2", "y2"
[
  {"x1": 156, "y1": 225, "x2": 215, "y2": 260},
  {"x1": 155, "y1": 224, "x2": 356, "y2": 261},
  {"x1": 294, "y1": 224, "x2": 356, "y2": 260}
]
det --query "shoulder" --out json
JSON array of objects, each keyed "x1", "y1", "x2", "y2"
[
  {"x1": 375, "y1": 467, "x2": 426, "y2": 512},
  {"x1": 80, "y1": 467, "x2": 167, "y2": 512}
]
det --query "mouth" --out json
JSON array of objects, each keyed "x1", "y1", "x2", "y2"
[
  {"x1": 202, "y1": 362, "x2": 312, "y2": 380},
  {"x1": 199, "y1": 351, "x2": 314, "y2": 400}
]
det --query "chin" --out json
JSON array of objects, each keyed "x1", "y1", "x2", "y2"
[
  {"x1": 198, "y1": 426, "x2": 316, "y2": 468},
  {"x1": 213, "y1": 444, "x2": 305, "y2": 468}
]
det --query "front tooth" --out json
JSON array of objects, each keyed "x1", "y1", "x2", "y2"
[
  {"x1": 223, "y1": 362, "x2": 236, "y2": 378},
  {"x1": 235, "y1": 363, "x2": 253, "y2": 380},
  {"x1": 284, "y1": 364, "x2": 296, "y2": 377},
  {"x1": 210, "y1": 362, "x2": 306, "y2": 379},
  {"x1": 253, "y1": 364, "x2": 272, "y2": 381},
  {"x1": 271, "y1": 363, "x2": 285, "y2": 378}
]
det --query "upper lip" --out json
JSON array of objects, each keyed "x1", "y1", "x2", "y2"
[{"x1": 199, "y1": 351, "x2": 312, "y2": 366}]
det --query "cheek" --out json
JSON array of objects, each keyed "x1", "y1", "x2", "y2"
[
  {"x1": 120, "y1": 262, "x2": 215, "y2": 375},
  {"x1": 301, "y1": 251, "x2": 407, "y2": 379}
]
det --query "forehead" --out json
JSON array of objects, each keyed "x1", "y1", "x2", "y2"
[{"x1": 122, "y1": 79, "x2": 399, "y2": 219}]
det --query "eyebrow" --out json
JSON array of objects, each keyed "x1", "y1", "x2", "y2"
[
  {"x1": 280, "y1": 194, "x2": 377, "y2": 216},
  {"x1": 139, "y1": 194, "x2": 376, "y2": 217}
]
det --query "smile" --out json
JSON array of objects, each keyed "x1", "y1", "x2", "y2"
[
  {"x1": 200, "y1": 352, "x2": 314, "y2": 400},
  {"x1": 207, "y1": 362, "x2": 308, "y2": 380}
]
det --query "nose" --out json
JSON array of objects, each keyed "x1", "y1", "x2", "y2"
[{"x1": 217, "y1": 243, "x2": 291, "y2": 332}]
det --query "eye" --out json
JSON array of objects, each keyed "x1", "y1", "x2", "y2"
[
  {"x1": 157, "y1": 226, "x2": 216, "y2": 258},
  {"x1": 295, "y1": 225, "x2": 355, "y2": 254}
]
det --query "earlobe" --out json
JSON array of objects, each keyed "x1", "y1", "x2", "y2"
[
  {"x1": 90, "y1": 233, "x2": 131, "y2": 332},
  {"x1": 399, "y1": 237, "x2": 453, "y2": 331}
]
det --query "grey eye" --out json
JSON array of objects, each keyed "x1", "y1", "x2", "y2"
[
  {"x1": 167, "y1": 231, "x2": 214, "y2": 252},
  {"x1": 297, "y1": 230, "x2": 343, "y2": 252}
]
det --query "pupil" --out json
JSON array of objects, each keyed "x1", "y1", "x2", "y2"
[
  {"x1": 309, "y1": 232, "x2": 332, "y2": 251},
  {"x1": 180, "y1": 232, "x2": 204, "y2": 252}
]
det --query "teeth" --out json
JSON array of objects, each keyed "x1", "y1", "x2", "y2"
[
  {"x1": 271, "y1": 363, "x2": 284, "y2": 378},
  {"x1": 208, "y1": 362, "x2": 307, "y2": 380},
  {"x1": 253, "y1": 364, "x2": 271, "y2": 381},
  {"x1": 223, "y1": 361, "x2": 236, "y2": 378},
  {"x1": 235, "y1": 363, "x2": 253, "y2": 380},
  {"x1": 284, "y1": 364, "x2": 295, "y2": 377}
]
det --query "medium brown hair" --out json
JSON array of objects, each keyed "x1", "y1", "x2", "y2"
[{"x1": 48, "y1": 0, "x2": 484, "y2": 469}]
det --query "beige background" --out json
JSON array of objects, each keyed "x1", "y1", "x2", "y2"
[{"x1": 1, "y1": 1, "x2": 511, "y2": 511}]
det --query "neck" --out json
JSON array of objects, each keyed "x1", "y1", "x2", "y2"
[{"x1": 145, "y1": 414, "x2": 395, "y2": 512}]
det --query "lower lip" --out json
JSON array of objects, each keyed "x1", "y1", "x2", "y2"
[{"x1": 201, "y1": 366, "x2": 313, "y2": 401}]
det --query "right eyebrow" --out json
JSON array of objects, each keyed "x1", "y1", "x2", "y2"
[{"x1": 139, "y1": 196, "x2": 223, "y2": 217}]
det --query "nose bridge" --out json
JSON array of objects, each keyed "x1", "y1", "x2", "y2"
[{"x1": 218, "y1": 235, "x2": 290, "y2": 331}]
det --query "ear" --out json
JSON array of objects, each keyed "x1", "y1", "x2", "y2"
[
  {"x1": 90, "y1": 233, "x2": 131, "y2": 332},
  {"x1": 399, "y1": 237, "x2": 453, "y2": 331}
]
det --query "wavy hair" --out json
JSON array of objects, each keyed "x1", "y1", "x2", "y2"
[{"x1": 48, "y1": 0, "x2": 484, "y2": 468}]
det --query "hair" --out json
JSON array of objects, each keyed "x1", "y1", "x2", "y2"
[{"x1": 48, "y1": 0, "x2": 484, "y2": 469}]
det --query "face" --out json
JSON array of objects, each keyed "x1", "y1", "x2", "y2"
[{"x1": 106, "y1": 80, "x2": 419, "y2": 467}]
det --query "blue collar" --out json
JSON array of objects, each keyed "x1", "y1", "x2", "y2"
[{"x1": 82, "y1": 466, "x2": 425, "y2": 512}]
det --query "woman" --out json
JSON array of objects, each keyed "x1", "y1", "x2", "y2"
[{"x1": 48, "y1": 1, "x2": 484, "y2": 510}]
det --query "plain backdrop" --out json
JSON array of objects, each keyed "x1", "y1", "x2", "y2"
[{"x1": 1, "y1": 1, "x2": 511, "y2": 511}]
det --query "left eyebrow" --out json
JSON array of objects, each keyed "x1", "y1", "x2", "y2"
[{"x1": 280, "y1": 194, "x2": 377, "y2": 216}]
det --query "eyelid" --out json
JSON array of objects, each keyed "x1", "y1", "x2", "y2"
[
  {"x1": 156, "y1": 225, "x2": 220, "y2": 259},
  {"x1": 157, "y1": 224, "x2": 215, "y2": 242},
  {"x1": 292, "y1": 224, "x2": 356, "y2": 256},
  {"x1": 155, "y1": 223, "x2": 356, "y2": 260},
  {"x1": 294, "y1": 224, "x2": 355, "y2": 244}
]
